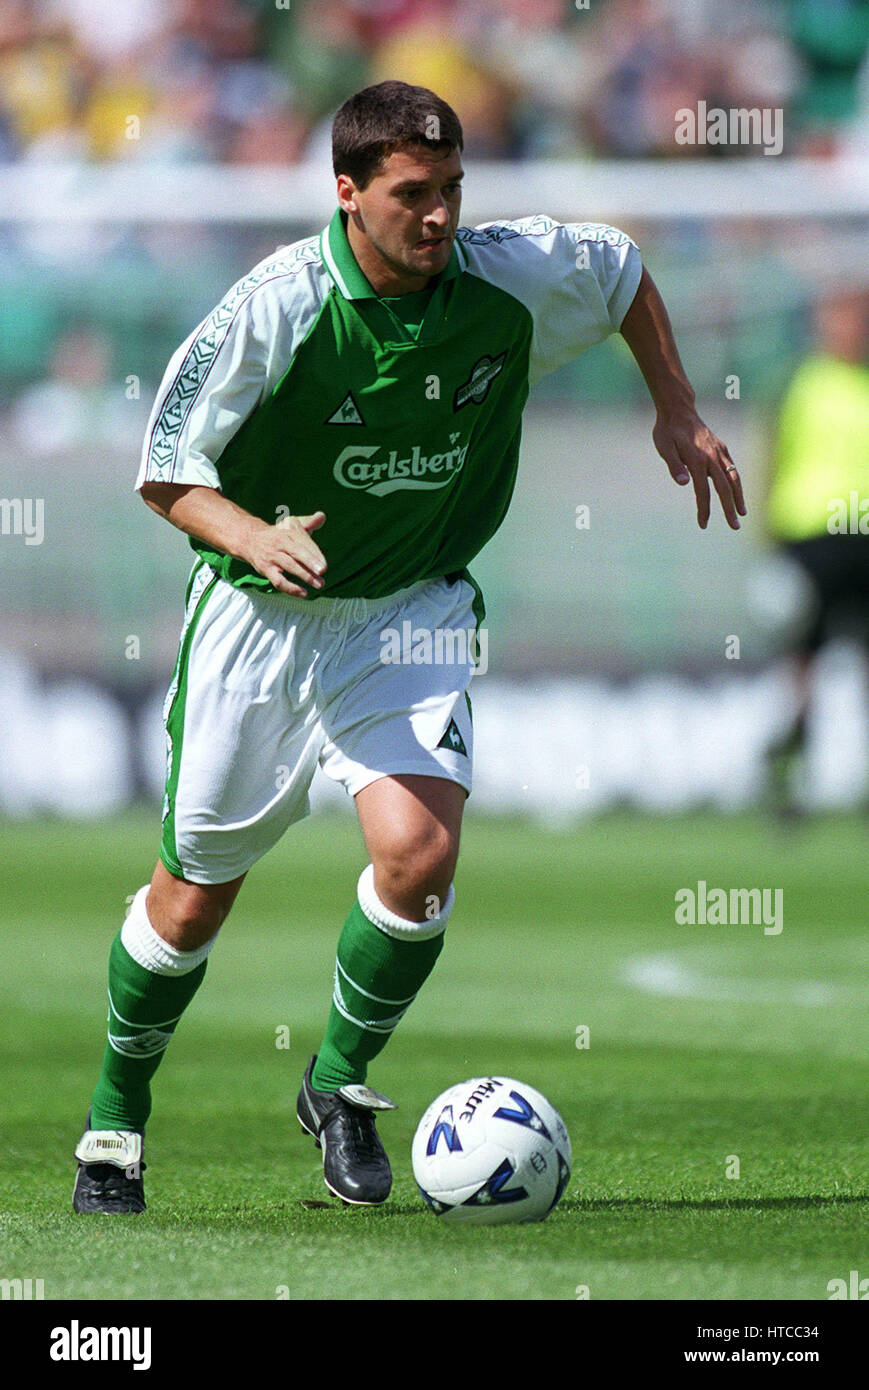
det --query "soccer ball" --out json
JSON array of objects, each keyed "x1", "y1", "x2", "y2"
[{"x1": 412, "y1": 1076, "x2": 571, "y2": 1225}]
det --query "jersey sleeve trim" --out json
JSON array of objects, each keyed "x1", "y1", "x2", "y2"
[{"x1": 137, "y1": 239, "x2": 323, "y2": 489}]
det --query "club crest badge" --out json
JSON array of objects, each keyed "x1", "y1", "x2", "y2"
[{"x1": 453, "y1": 352, "x2": 507, "y2": 411}]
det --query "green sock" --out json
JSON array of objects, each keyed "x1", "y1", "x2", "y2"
[
  {"x1": 89, "y1": 896, "x2": 211, "y2": 1132},
  {"x1": 312, "y1": 868, "x2": 454, "y2": 1092}
]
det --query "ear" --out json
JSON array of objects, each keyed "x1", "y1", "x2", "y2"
[{"x1": 336, "y1": 173, "x2": 359, "y2": 215}]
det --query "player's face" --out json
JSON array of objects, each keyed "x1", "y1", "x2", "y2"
[{"x1": 338, "y1": 145, "x2": 464, "y2": 293}]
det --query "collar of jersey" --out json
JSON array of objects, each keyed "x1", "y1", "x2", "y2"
[{"x1": 319, "y1": 207, "x2": 468, "y2": 301}]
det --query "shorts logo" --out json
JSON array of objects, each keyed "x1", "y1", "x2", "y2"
[
  {"x1": 437, "y1": 719, "x2": 468, "y2": 756},
  {"x1": 453, "y1": 352, "x2": 507, "y2": 410},
  {"x1": 332, "y1": 438, "x2": 467, "y2": 497}
]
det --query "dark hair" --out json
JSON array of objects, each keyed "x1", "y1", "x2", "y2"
[{"x1": 332, "y1": 81, "x2": 463, "y2": 190}]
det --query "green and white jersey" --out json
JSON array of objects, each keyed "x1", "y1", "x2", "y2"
[{"x1": 137, "y1": 208, "x2": 641, "y2": 600}]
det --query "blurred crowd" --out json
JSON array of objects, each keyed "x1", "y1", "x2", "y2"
[
  {"x1": 0, "y1": 0, "x2": 867, "y2": 165},
  {"x1": 0, "y1": 0, "x2": 866, "y2": 447}
]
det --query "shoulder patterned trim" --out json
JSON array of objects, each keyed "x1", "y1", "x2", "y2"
[
  {"x1": 567, "y1": 223, "x2": 634, "y2": 248},
  {"x1": 145, "y1": 238, "x2": 322, "y2": 483},
  {"x1": 458, "y1": 215, "x2": 559, "y2": 246},
  {"x1": 458, "y1": 217, "x2": 633, "y2": 250}
]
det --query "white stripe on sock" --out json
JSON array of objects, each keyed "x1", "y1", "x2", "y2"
[
  {"x1": 334, "y1": 958, "x2": 416, "y2": 1008},
  {"x1": 330, "y1": 987, "x2": 404, "y2": 1034}
]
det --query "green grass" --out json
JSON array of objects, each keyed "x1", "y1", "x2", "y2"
[{"x1": 1, "y1": 809, "x2": 866, "y2": 1300}]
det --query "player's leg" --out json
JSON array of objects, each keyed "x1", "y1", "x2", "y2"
[
  {"x1": 88, "y1": 864, "x2": 245, "y2": 1129},
  {"x1": 74, "y1": 572, "x2": 320, "y2": 1212},
  {"x1": 72, "y1": 865, "x2": 245, "y2": 1215},
  {"x1": 297, "y1": 573, "x2": 478, "y2": 1202},
  {"x1": 356, "y1": 772, "x2": 464, "y2": 918},
  {"x1": 297, "y1": 575, "x2": 478, "y2": 1203},
  {"x1": 312, "y1": 773, "x2": 463, "y2": 1092},
  {"x1": 146, "y1": 859, "x2": 245, "y2": 949},
  {"x1": 766, "y1": 537, "x2": 833, "y2": 816},
  {"x1": 298, "y1": 773, "x2": 465, "y2": 1204}
]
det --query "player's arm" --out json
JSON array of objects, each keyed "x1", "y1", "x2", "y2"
[
  {"x1": 620, "y1": 267, "x2": 746, "y2": 530},
  {"x1": 478, "y1": 218, "x2": 745, "y2": 529},
  {"x1": 137, "y1": 267, "x2": 329, "y2": 594},
  {"x1": 139, "y1": 482, "x2": 326, "y2": 597}
]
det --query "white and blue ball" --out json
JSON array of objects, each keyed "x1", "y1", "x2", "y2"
[{"x1": 412, "y1": 1076, "x2": 571, "y2": 1225}]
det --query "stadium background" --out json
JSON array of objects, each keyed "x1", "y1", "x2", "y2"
[{"x1": 1, "y1": 0, "x2": 867, "y2": 820}]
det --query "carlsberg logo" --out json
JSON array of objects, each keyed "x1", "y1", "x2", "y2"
[{"x1": 333, "y1": 437, "x2": 468, "y2": 497}]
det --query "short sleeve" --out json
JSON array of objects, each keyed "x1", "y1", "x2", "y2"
[
  {"x1": 136, "y1": 242, "x2": 324, "y2": 489},
  {"x1": 460, "y1": 216, "x2": 642, "y2": 386}
]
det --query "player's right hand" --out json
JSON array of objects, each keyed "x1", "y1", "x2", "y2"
[{"x1": 245, "y1": 511, "x2": 328, "y2": 596}]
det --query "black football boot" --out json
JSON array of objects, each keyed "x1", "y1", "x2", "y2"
[
  {"x1": 297, "y1": 1055, "x2": 395, "y2": 1205},
  {"x1": 73, "y1": 1112, "x2": 146, "y2": 1214}
]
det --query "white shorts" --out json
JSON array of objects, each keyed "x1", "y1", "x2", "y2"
[{"x1": 160, "y1": 563, "x2": 478, "y2": 884}]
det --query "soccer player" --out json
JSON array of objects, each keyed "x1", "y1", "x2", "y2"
[
  {"x1": 73, "y1": 81, "x2": 745, "y2": 1213},
  {"x1": 765, "y1": 288, "x2": 869, "y2": 815}
]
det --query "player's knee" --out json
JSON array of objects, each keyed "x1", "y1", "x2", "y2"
[
  {"x1": 373, "y1": 821, "x2": 457, "y2": 913},
  {"x1": 147, "y1": 880, "x2": 231, "y2": 950}
]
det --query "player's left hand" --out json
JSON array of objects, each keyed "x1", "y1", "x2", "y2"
[{"x1": 653, "y1": 407, "x2": 746, "y2": 531}]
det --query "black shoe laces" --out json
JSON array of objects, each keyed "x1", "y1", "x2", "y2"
[{"x1": 341, "y1": 1108, "x2": 382, "y2": 1164}]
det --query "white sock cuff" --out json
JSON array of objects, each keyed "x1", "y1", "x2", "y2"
[
  {"x1": 120, "y1": 886, "x2": 218, "y2": 975},
  {"x1": 357, "y1": 864, "x2": 455, "y2": 941}
]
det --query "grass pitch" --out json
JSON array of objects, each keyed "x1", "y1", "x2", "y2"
[{"x1": 1, "y1": 809, "x2": 866, "y2": 1300}]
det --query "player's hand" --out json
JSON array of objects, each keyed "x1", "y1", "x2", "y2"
[
  {"x1": 653, "y1": 408, "x2": 746, "y2": 531},
  {"x1": 244, "y1": 511, "x2": 328, "y2": 596}
]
